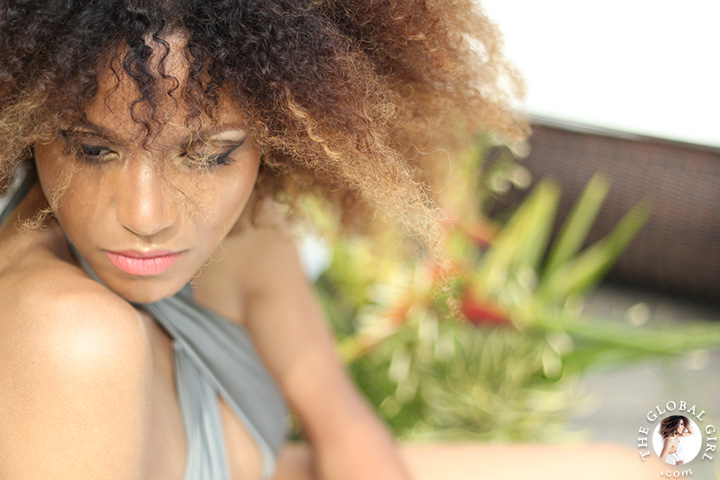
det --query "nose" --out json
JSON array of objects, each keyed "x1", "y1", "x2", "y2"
[{"x1": 115, "y1": 157, "x2": 179, "y2": 238}]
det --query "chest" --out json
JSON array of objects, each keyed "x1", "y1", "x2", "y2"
[{"x1": 138, "y1": 304, "x2": 263, "y2": 480}]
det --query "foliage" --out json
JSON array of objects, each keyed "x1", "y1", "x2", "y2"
[{"x1": 314, "y1": 137, "x2": 720, "y2": 441}]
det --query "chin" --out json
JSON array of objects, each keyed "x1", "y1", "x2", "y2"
[{"x1": 105, "y1": 276, "x2": 187, "y2": 305}]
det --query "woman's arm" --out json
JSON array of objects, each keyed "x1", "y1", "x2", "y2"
[
  {"x1": 276, "y1": 443, "x2": 665, "y2": 480},
  {"x1": 227, "y1": 204, "x2": 410, "y2": 480}
]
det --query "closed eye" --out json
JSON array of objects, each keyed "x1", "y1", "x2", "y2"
[
  {"x1": 60, "y1": 131, "x2": 118, "y2": 164},
  {"x1": 182, "y1": 138, "x2": 245, "y2": 169},
  {"x1": 78, "y1": 144, "x2": 113, "y2": 158},
  {"x1": 182, "y1": 151, "x2": 230, "y2": 168}
]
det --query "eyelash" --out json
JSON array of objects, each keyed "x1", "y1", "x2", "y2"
[
  {"x1": 76, "y1": 144, "x2": 115, "y2": 162},
  {"x1": 181, "y1": 141, "x2": 244, "y2": 168}
]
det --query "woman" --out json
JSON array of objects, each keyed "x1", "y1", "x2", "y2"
[
  {"x1": 659, "y1": 415, "x2": 693, "y2": 465},
  {"x1": 0, "y1": 1, "x2": 523, "y2": 479}
]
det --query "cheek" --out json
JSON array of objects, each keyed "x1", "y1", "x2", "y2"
[
  {"x1": 34, "y1": 141, "x2": 68, "y2": 208},
  {"x1": 206, "y1": 160, "x2": 260, "y2": 235},
  {"x1": 35, "y1": 142, "x2": 106, "y2": 226}
]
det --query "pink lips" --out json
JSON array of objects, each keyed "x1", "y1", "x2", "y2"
[{"x1": 105, "y1": 250, "x2": 182, "y2": 276}]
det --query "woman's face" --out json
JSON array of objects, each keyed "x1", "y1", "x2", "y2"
[
  {"x1": 677, "y1": 420, "x2": 685, "y2": 434},
  {"x1": 34, "y1": 46, "x2": 261, "y2": 303}
]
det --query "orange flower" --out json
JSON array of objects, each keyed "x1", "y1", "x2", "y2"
[{"x1": 460, "y1": 289, "x2": 509, "y2": 326}]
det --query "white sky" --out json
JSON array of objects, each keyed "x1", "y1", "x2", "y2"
[{"x1": 481, "y1": 0, "x2": 720, "y2": 147}]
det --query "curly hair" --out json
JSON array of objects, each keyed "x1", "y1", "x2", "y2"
[
  {"x1": 0, "y1": 0, "x2": 525, "y2": 247},
  {"x1": 660, "y1": 415, "x2": 691, "y2": 439}
]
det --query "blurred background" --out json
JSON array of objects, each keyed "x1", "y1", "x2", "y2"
[
  {"x1": 312, "y1": 1, "x2": 720, "y2": 478},
  {"x1": 482, "y1": 0, "x2": 720, "y2": 148},
  {"x1": 479, "y1": 1, "x2": 719, "y2": 468}
]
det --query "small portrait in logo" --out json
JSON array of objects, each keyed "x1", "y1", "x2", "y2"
[{"x1": 652, "y1": 415, "x2": 702, "y2": 465}]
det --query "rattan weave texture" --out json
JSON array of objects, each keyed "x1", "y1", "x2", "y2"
[{"x1": 492, "y1": 117, "x2": 720, "y2": 299}]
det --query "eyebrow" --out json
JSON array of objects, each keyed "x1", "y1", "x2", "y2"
[{"x1": 62, "y1": 120, "x2": 246, "y2": 146}]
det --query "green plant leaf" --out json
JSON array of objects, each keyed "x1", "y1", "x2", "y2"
[
  {"x1": 513, "y1": 180, "x2": 560, "y2": 272},
  {"x1": 536, "y1": 201, "x2": 650, "y2": 302},
  {"x1": 474, "y1": 180, "x2": 559, "y2": 291},
  {"x1": 560, "y1": 320, "x2": 720, "y2": 374},
  {"x1": 542, "y1": 173, "x2": 611, "y2": 279}
]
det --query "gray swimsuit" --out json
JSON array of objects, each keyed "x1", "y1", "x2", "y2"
[{"x1": 0, "y1": 175, "x2": 289, "y2": 480}]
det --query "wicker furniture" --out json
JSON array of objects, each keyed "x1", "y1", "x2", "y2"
[{"x1": 492, "y1": 116, "x2": 720, "y2": 300}]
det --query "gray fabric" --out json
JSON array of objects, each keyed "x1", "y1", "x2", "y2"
[
  {"x1": 174, "y1": 342, "x2": 231, "y2": 480},
  {"x1": 141, "y1": 290, "x2": 288, "y2": 480},
  {"x1": 1, "y1": 175, "x2": 289, "y2": 479}
]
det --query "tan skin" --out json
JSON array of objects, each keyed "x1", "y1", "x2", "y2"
[
  {"x1": 0, "y1": 38, "x2": 408, "y2": 480},
  {"x1": 659, "y1": 419, "x2": 693, "y2": 465},
  {"x1": 0, "y1": 35, "x2": 673, "y2": 480}
]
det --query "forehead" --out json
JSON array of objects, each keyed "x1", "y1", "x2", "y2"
[{"x1": 82, "y1": 32, "x2": 243, "y2": 143}]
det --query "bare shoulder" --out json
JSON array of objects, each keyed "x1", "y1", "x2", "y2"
[
  {"x1": 1, "y1": 256, "x2": 151, "y2": 370},
  {"x1": 226, "y1": 197, "x2": 295, "y2": 251},
  {"x1": 0, "y1": 258, "x2": 152, "y2": 479},
  {"x1": 197, "y1": 198, "x2": 303, "y2": 303},
  {"x1": 227, "y1": 199, "x2": 302, "y2": 287}
]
